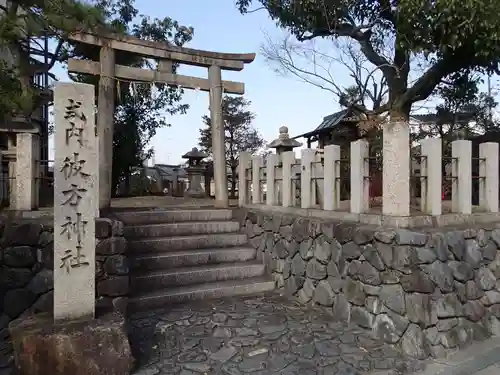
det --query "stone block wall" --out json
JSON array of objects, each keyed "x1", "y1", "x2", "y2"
[
  {"x1": 0, "y1": 217, "x2": 128, "y2": 333},
  {"x1": 0, "y1": 222, "x2": 54, "y2": 330},
  {"x1": 0, "y1": 217, "x2": 128, "y2": 371},
  {"x1": 237, "y1": 208, "x2": 500, "y2": 359},
  {"x1": 95, "y1": 218, "x2": 129, "y2": 314}
]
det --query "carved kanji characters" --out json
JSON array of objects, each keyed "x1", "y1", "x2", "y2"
[
  {"x1": 59, "y1": 245, "x2": 90, "y2": 274},
  {"x1": 60, "y1": 152, "x2": 90, "y2": 179},
  {"x1": 61, "y1": 183, "x2": 87, "y2": 206},
  {"x1": 60, "y1": 212, "x2": 88, "y2": 242}
]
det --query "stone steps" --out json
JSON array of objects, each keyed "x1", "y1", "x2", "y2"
[
  {"x1": 124, "y1": 221, "x2": 240, "y2": 238},
  {"x1": 114, "y1": 208, "x2": 233, "y2": 225},
  {"x1": 130, "y1": 246, "x2": 257, "y2": 271},
  {"x1": 123, "y1": 207, "x2": 274, "y2": 309},
  {"x1": 130, "y1": 261, "x2": 265, "y2": 292},
  {"x1": 127, "y1": 233, "x2": 248, "y2": 253},
  {"x1": 128, "y1": 277, "x2": 275, "y2": 311}
]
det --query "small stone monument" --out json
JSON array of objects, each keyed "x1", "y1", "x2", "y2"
[
  {"x1": 268, "y1": 126, "x2": 302, "y2": 154},
  {"x1": 182, "y1": 147, "x2": 207, "y2": 198}
]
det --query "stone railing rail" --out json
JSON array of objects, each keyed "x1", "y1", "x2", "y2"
[{"x1": 238, "y1": 138, "x2": 500, "y2": 217}]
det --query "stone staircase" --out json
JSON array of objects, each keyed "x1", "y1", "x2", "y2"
[{"x1": 113, "y1": 208, "x2": 274, "y2": 311}]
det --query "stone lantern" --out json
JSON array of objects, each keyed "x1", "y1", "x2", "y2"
[
  {"x1": 268, "y1": 126, "x2": 302, "y2": 154},
  {"x1": 267, "y1": 126, "x2": 303, "y2": 205},
  {"x1": 182, "y1": 147, "x2": 207, "y2": 198}
]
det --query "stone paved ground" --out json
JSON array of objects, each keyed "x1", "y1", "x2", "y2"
[{"x1": 128, "y1": 293, "x2": 425, "y2": 375}]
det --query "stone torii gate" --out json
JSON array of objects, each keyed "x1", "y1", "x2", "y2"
[{"x1": 67, "y1": 31, "x2": 255, "y2": 209}]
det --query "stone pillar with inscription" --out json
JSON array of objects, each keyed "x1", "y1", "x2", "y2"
[
  {"x1": 9, "y1": 82, "x2": 132, "y2": 375},
  {"x1": 53, "y1": 82, "x2": 98, "y2": 321},
  {"x1": 383, "y1": 121, "x2": 410, "y2": 216}
]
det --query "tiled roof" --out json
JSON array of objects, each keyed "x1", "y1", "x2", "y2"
[
  {"x1": 411, "y1": 112, "x2": 475, "y2": 124},
  {"x1": 294, "y1": 109, "x2": 350, "y2": 139},
  {"x1": 155, "y1": 164, "x2": 187, "y2": 180}
]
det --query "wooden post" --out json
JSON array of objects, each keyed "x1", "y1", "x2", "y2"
[
  {"x1": 209, "y1": 65, "x2": 229, "y2": 208},
  {"x1": 97, "y1": 47, "x2": 115, "y2": 210}
]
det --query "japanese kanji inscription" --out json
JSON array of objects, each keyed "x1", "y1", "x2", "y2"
[{"x1": 54, "y1": 82, "x2": 97, "y2": 321}]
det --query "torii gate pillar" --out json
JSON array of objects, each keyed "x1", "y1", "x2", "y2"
[
  {"x1": 66, "y1": 31, "x2": 256, "y2": 210},
  {"x1": 209, "y1": 65, "x2": 229, "y2": 208}
]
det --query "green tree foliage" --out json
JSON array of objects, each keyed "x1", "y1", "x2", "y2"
[
  {"x1": 1, "y1": 0, "x2": 193, "y2": 196},
  {"x1": 199, "y1": 96, "x2": 264, "y2": 198},
  {"x1": 236, "y1": 0, "x2": 500, "y2": 121},
  {"x1": 0, "y1": 0, "x2": 105, "y2": 119},
  {"x1": 414, "y1": 74, "x2": 498, "y2": 144}
]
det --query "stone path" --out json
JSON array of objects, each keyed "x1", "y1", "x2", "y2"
[{"x1": 128, "y1": 293, "x2": 425, "y2": 375}]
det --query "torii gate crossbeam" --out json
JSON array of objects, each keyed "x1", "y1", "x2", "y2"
[{"x1": 67, "y1": 31, "x2": 255, "y2": 209}]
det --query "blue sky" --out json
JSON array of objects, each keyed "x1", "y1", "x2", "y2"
[
  {"x1": 50, "y1": 0, "x2": 497, "y2": 164},
  {"x1": 50, "y1": 0, "x2": 340, "y2": 164}
]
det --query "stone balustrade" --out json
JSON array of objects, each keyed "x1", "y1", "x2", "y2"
[{"x1": 238, "y1": 138, "x2": 500, "y2": 221}]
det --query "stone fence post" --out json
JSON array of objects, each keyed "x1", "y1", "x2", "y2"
[
  {"x1": 479, "y1": 142, "x2": 499, "y2": 212},
  {"x1": 266, "y1": 153, "x2": 279, "y2": 205},
  {"x1": 251, "y1": 155, "x2": 264, "y2": 204},
  {"x1": 300, "y1": 149, "x2": 316, "y2": 209},
  {"x1": 420, "y1": 138, "x2": 442, "y2": 215},
  {"x1": 323, "y1": 144, "x2": 341, "y2": 210},
  {"x1": 238, "y1": 151, "x2": 251, "y2": 206},
  {"x1": 313, "y1": 150, "x2": 323, "y2": 207},
  {"x1": 292, "y1": 157, "x2": 301, "y2": 207},
  {"x1": 452, "y1": 140, "x2": 472, "y2": 214},
  {"x1": 16, "y1": 133, "x2": 40, "y2": 211},
  {"x1": 281, "y1": 151, "x2": 295, "y2": 207},
  {"x1": 350, "y1": 139, "x2": 369, "y2": 214},
  {"x1": 383, "y1": 121, "x2": 410, "y2": 216}
]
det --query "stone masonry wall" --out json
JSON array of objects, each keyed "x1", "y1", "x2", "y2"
[
  {"x1": 0, "y1": 217, "x2": 128, "y2": 370},
  {"x1": 95, "y1": 218, "x2": 129, "y2": 314},
  {"x1": 237, "y1": 208, "x2": 500, "y2": 359}
]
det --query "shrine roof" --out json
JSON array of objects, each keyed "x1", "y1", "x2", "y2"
[
  {"x1": 155, "y1": 164, "x2": 187, "y2": 179},
  {"x1": 294, "y1": 109, "x2": 352, "y2": 139},
  {"x1": 411, "y1": 112, "x2": 476, "y2": 125}
]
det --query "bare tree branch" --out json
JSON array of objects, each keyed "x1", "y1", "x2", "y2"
[{"x1": 261, "y1": 33, "x2": 390, "y2": 115}]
